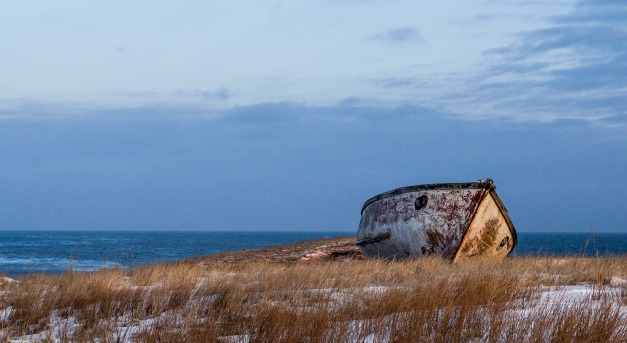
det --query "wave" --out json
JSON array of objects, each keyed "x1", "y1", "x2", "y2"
[{"x1": 0, "y1": 257, "x2": 121, "y2": 274}]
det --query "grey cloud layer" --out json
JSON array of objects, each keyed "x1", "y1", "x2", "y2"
[
  {"x1": 372, "y1": 27, "x2": 423, "y2": 43},
  {"x1": 1, "y1": 101, "x2": 625, "y2": 231}
]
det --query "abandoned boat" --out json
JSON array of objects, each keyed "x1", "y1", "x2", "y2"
[{"x1": 356, "y1": 179, "x2": 517, "y2": 262}]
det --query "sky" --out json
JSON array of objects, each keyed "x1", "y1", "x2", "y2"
[{"x1": 0, "y1": 0, "x2": 625, "y2": 232}]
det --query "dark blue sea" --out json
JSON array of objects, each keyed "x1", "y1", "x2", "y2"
[{"x1": 0, "y1": 231, "x2": 625, "y2": 276}]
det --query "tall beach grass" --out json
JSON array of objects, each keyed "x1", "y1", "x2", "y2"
[{"x1": 0, "y1": 256, "x2": 625, "y2": 342}]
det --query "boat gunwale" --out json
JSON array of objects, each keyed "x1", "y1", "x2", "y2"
[{"x1": 360, "y1": 181, "x2": 492, "y2": 215}]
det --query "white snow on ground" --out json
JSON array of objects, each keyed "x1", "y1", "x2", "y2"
[
  {"x1": 1, "y1": 281, "x2": 625, "y2": 342},
  {"x1": 1, "y1": 306, "x2": 15, "y2": 322},
  {"x1": 301, "y1": 251, "x2": 327, "y2": 260},
  {"x1": 1, "y1": 277, "x2": 18, "y2": 284},
  {"x1": 7, "y1": 315, "x2": 80, "y2": 343},
  {"x1": 217, "y1": 335, "x2": 251, "y2": 343},
  {"x1": 537, "y1": 284, "x2": 626, "y2": 312},
  {"x1": 611, "y1": 276, "x2": 627, "y2": 287}
]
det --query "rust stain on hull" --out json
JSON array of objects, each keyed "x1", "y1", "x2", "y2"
[{"x1": 356, "y1": 179, "x2": 517, "y2": 262}]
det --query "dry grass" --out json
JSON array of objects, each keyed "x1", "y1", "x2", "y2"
[{"x1": 0, "y1": 256, "x2": 625, "y2": 342}]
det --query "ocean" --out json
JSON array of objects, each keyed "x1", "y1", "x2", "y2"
[{"x1": 0, "y1": 231, "x2": 625, "y2": 276}]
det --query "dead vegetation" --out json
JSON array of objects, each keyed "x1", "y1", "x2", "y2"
[{"x1": 0, "y1": 255, "x2": 625, "y2": 342}]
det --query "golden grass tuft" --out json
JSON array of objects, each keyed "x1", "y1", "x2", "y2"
[{"x1": 0, "y1": 256, "x2": 625, "y2": 342}]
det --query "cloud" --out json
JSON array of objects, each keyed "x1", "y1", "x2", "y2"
[
  {"x1": 372, "y1": 27, "x2": 423, "y2": 43},
  {"x1": 374, "y1": 77, "x2": 419, "y2": 89},
  {"x1": 337, "y1": 97, "x2": 364, "y2": 107},
  {"x1": 556, "y1": 0, "x2": 627, "y2": 25},
  {"x1": 114, "y1": 45, "x2": 127, "y2": 53},
  {"x1": 465, "y1": 0, "x2": 627, "y2": 122},
  {"x1": 172, "y1": 88, "x2": 232, "y2": 102},
  {"x1": 198, "y1": 87, "x2": 231, "y2": 101},
  {"x1": 600, "y1": 112, "x2": 627, "y2": 125}
]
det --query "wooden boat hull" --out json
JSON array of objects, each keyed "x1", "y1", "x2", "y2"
[{"x1": 356, "y1": 179, "x2": 516, "y2": 261}]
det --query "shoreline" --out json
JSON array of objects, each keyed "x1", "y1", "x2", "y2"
[
  {"x1": 2, "y1": 233, "x2": 627, "y2": 277},
  {"x1": 182, "y1": 234, "x2": 627, "y2": 265},
  {"x1": 182, "y1": 235, "x2": 361, "y2": 264}
]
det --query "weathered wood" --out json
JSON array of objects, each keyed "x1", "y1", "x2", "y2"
[{"x1": 357, "y1": 179, "x2": 517, "y2": 261}]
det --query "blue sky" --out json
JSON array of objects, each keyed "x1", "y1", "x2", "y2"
[{"x1": 0, "y1": 0, "x2": 625, "y2": 232}]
